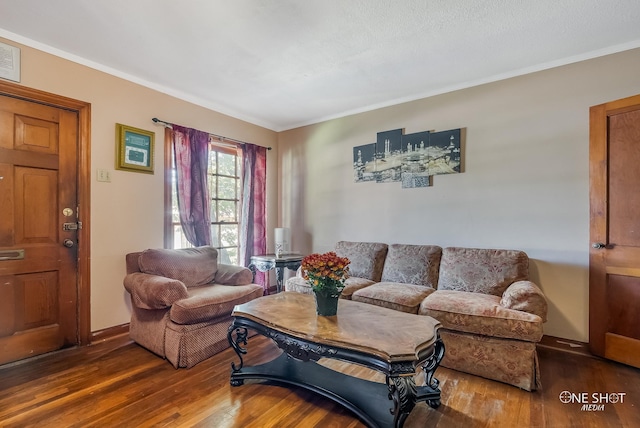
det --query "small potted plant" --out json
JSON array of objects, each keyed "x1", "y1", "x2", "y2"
[{"x1": 301, "y1": 251, "x2": 350, "y2": 316}]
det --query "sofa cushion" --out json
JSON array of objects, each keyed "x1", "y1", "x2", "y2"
[
  {"x1": 139, "y1": 246, "x2": 218, "y2": 287},
  {"x1": 170, "y1": 284, "x2": 264, "y2": 325},
  {"x1": 419, "y1": 290, "x2": 543, "y2": 342},
  {"x1": 341, "y1": 277, "x2": 376, "y2": 299},
  {"x1": 352, "y1": 282, "x2": 436, "y2": 314},
  {"x1": 438, "y1": 247, "x2": 529, "y2": 296},
  {"x1": 284, "y1": 276, "x2": 375, "y2": 300},
  {"x1": 214, "y1": 264, "x2": 254, "y2": 285},
  {"x1": 335, "y1": 241, "x2": 388, "y2": 282},
  {"x1": 380, "y1": 244, "x2": 442, "y2": 287},
  {"x1": 284, "y1": 276, "x2": 313, "y2": 294}
]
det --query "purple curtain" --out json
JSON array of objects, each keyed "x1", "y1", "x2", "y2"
[
  {"x1": 239, "y1": 143, "x2": 267, "y2": 291},
  {"x1": 171, "y1": 125, "x2": 211, "y2": 247}
]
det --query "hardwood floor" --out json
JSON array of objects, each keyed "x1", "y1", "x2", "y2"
[{"x1": 1, "y1": 334, "x2": 639, "y2": 428}]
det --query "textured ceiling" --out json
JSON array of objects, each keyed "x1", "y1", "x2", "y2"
[{"x1": 1, "y1": 0, "x2": 640, "y2": 131}]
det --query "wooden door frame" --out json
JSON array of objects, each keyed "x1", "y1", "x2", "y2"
[{"x1": 0, "y1": 80, "x2": 91, "y2": 346}]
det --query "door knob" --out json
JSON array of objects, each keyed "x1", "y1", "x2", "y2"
[
  {"x1": 592, "y1": 242, "x2": 606, "y2": 249},
  {"x1": 63, "y1": 239, "x2": 75, "y2": 248}
]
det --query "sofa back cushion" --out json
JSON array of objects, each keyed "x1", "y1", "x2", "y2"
[
  {"x1": 335, "y1": 241, "x2": 388, "y2": 282},
  {"x1": 138, "y1": 246, "x2": 218, "y2": 287},
  {"x1": 438, "y1": 247, "x2": 529, "y2": 296},
  {"x1": 126, "y1": 252, "x2": 143, "y2": 274},
  {"x1": 380, "y1": 244, "x2": 442, "y2": 287}
]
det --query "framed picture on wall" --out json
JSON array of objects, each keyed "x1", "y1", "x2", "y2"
[
  {"x1": 0, "y1": 41, "x2": 21, "y2": 82},
  {"x1": 115, "y1": 123, "x2": 155, "y2": 174}
]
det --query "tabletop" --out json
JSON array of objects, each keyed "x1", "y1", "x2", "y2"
[
  {"x1": 232, "y1": 292, "x2": 441, "y2": 363},
  {"x1": 250, "y1": 253, "x2": 303, "y2": 262}
]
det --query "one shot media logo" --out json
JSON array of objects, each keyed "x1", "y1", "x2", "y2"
[{"x1": 559, "y1": 390, "x2": 627, "y2": 411}]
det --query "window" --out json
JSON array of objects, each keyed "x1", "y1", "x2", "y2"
[{"x1": 167, "y1": 137, "x2": 241, "y2": 265}]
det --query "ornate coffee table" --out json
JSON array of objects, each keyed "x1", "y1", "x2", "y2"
[{"x1": 227, "y1": 292, "x2": 444, "y2": 428}]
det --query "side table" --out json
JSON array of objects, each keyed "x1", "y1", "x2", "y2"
[{"x1": 248, "y1": 253, "x2": 304, "y2": 293}]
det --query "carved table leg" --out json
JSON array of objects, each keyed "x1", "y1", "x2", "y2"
[
  {"x1": 275, "y1": 267, "x2": 284, "y2": 293},
  {"x1": 421, "y1": 333, "x2": 445, "y2": 408},
  {"x1": 227, "y1": 324, "x2": 248, "y2": 386},
  {"x1": 248, "y1": 264, "x2": 257, "y2": 283},
  {"x1": 387, "y1": 375, "x2": 417, "y2": 428}
]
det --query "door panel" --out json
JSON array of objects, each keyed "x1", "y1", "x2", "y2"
[
  {"x1": 0, "y1": 276, "x2": 16, "y2": 336},
  {"x1": 17, "y1": 271, "x2": 59, "y2": 329},
  {"x1": 606, "y1": 275, "x2": 640, "y2": 338},
  {"x1": 589, "y1": 94, "x2": 640, "y2": 368},
  {"x1": 0, "y1": 94, "x2": 79, "y2": 365},
  {"x1": 15, "y1": 167, "x2": 58, "y2": 243},
  {"x1": 608, "y1": 109, "x2": 640, "y2": 247},
  {"x1": 15, "y1": 114, "x2": 59, "y2": 153},
  {"x1": 0, "y1": 163, "x2": 12, "y2": 246}
]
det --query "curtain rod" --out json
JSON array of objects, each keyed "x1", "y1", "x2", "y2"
[{"x1": 152, "y1": 117, "x2": 272, "y2": 150}]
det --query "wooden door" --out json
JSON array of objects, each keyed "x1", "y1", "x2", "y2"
[
  {"x1": 0, "y1": 83, "x2": 90, "y2": 365},
  {"x1": 589, "y1": 94, "x2": 640, "y2": 368}
]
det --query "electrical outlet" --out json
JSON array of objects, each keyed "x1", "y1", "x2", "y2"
[{"x1": 97, "y1": 169, "x2": 111, "y2": 182}]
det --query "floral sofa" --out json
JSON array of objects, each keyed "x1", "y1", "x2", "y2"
[
  {"x1": 285, "y1": 241, "x2": 547, "y2": 391},
  {"x1": 124, "y1": 246, "x2": 264, "y2": 368}
]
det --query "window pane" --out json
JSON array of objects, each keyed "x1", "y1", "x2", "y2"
[
  {"x1": 223, "y1": 247, "x2": 238, "y2": 265},
  {"x1": 208, "y1": 175, "x2": 217, "y2": 198},
  {"x1": 218, "y1": 247, "x2": 237, "y2": 265},
  {"x1": 168, "y1": 143, "x2": 241, "y2": 262},
  {"x1": 218, "y1": 152, "x2": 236, "y2": 176},
  {"x1": 208, "y1": 151, "x2": 217, "y2": 174},
  {"x1": 210, "y1": 200, "x2": 218, "y2": 222},
  {"x1": 218, "y1": 200, "x2": 236, "y2": 222},
  {"x1": 173, "y1": 224, "x2": 192, "y2": 249},
  {"x1": 218, "y1": 177, "x2": 236, "y2": 199},
  {"x1": 220, "y1": 224, "x2": 238, "y2": 247},
  {"x1": 171, "y1": 175, "x2": 180, "y2": 223},
  {"x1": 210, "y1": 225, "x2": 220, "y2": 247}
]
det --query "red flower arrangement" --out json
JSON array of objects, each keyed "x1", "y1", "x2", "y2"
[{"x1": 301, "y1": 251, "x2": 351, "y2": 297}]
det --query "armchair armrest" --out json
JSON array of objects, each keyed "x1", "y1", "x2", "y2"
[
  {"x1": 123, "y1": 272, "x2": 189, "y2": 310},
  {"x1": 500, "y1": 280, "x2": 548, "y2": 322},
  {"x1": 214, "y1": 264, "x2": 253, "y2": 285}
]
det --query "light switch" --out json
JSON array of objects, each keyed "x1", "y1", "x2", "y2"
[{"x1": 97, "y1": 169, "x2": 111, "y2": 182}]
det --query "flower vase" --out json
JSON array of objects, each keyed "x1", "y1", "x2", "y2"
[{"x1": 314, "y1": 291, "x2": 340, "y2": 316}]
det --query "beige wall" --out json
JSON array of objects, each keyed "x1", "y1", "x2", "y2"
[
  {"x1": 6, "y1": 32, "x2": 640, "y2": 342},
  {"x1": 1, "y1": 36, "x2": 278, "y2": 332},
  {"x1": 278, "y1": 48, "x2": 640, "y2": 343}
]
